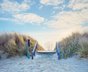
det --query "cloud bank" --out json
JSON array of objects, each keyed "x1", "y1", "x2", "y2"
[{"x1": 13, "y1": 13, "x2": 45, "y2": 24}]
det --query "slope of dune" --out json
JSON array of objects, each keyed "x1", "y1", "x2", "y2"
[{"x1": 0, "y1": 33, "x2": 44, "y2": 59}]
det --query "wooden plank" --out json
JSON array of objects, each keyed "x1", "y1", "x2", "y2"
[{"x1": 37, "y1": 51, "x2": 56, "y2": 54}]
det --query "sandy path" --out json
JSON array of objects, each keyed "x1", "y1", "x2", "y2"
[{"x1": 0, "y1": 54, "x2": 88, "y2": 72}]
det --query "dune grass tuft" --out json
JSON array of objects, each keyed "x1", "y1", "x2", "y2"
[
  {"x1": 0, "y1": 33, "x2": 44, "y2": 58},
  {"x1": 57, "y1": 33, "x2": 88, "y2": 59}
]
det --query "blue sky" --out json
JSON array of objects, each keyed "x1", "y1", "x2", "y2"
[{"x1": 0, "y1": 0, "x2": 88, "y2": 50}]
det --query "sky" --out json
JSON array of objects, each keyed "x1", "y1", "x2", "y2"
[{"x1": 0, "y1": 0, "x2": 88, "y2": 50}]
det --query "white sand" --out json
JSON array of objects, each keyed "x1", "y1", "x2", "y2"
[{"x1": 0, "y1": 54, "x2": 88, "y2": 72}]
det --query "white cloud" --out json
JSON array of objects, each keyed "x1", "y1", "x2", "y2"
[
  {"x1": 0, "y1": 0, "x2": 30, "y2": 13},
  {"x1": 46, "y1": 0, "x2": 88, "y2": 31},
  {"x1": 47, "y1": 10, "x2": 88, "y2": 29},
  {"x1": 68, "y1": 0, "x2": 88, "y2": 10},
  {"x1": 0, "y1": 0, "x2": 44, "y2": 24},
  {"x1": 40, "y1": 0, "x2": 63, "y2": 6},
  {"x1": 13, "y1": 13, "x2": 45, "y2": 24}
]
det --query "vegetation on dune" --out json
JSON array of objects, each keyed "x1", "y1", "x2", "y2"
[
  {"x1": 57, "y1": 33, "x2": 88, "y2": 59},
  {"x1": 0, "y1": 33, "x2": 44, "y2": 58}
]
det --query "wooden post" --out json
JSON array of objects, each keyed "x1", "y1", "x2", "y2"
[
  {"x1": 31, "y1": 42, "x2": 38, "y2": 59},
  {"x1": 56, "y1": 42, "x2": 60, "y2": 60},
  {"x1": 25, "y1": 39, "x2": 30, "y2": 59}
]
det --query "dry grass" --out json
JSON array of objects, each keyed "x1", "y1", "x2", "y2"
[
  {"x1": 0, "y1": 33, "x2": 44, "y2": 58},
  {"x1": 58, "y1": 33, "x2": 88, "y2": 59}
]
